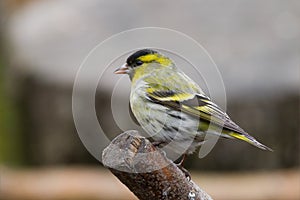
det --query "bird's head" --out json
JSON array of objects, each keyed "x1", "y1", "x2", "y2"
[{"x1": 114, "y1": 49, "x2": 173, "y2": 82}]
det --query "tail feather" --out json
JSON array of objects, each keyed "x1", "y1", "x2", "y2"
[{"x1": 229, "y1": 132, "x2": 273, "y2": 151}]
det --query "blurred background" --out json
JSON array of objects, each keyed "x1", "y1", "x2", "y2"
[{"x1": 0, "y1": 0, "x2": 299, "y2": 199}]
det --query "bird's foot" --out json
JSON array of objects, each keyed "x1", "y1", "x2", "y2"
[
  {"x1": 177, "y1": 164, "x2": 191, "y2": 181},
  {"x1": 175, "y1": 154, "x2": 191, "y2": 180}
]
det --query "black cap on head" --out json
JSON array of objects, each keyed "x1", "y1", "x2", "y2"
[{"x1": 126, "y1": 49, "x2": 158, "y2": 65}]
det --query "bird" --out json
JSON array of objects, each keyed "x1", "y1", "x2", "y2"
[{"x1": 114, "y1": 49, "x2": 273, "y2": 158}]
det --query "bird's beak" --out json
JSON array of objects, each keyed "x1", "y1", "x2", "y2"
[{"x1": 114, "y1": 63, "x2": 129, "y2": 74}]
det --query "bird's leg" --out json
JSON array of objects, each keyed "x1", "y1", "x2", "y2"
[
  {"x1": 152, "y1": 142, "x2": 191, "y2": 180},
  {"x1": 176, "y1": 154, "x2": 191, "y2": 180},
  {"x1": 152, "y1": 141, "x2": 166, "y2": 148},
  {"x1": 177, "y1": 154, "x2": 186, "y2": 166}
]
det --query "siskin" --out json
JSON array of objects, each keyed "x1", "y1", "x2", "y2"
[{"x1": 114, "y1": 49, "x2": 272, "y2": 156}]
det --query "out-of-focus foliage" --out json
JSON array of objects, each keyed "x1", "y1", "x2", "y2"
[{"x1": 0, "y1": 45, "x2": 22, "y2": 165}]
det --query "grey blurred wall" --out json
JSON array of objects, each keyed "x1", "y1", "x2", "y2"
[{"x1": 2, "y1": 0, "x2": 299, "y2": 170}]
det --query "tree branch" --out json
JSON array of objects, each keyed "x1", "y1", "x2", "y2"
[{"x1": 102, "y1": 130, "x2": 213, "y2": 200}]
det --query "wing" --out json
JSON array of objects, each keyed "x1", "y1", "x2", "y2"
[{"x1": 146, "y1": 88, "x2": 246, "y2": 135}]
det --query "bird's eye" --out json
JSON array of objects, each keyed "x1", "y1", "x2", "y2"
[{"x1": 136, "y1": 60, "x2": 143, "y2": 66}]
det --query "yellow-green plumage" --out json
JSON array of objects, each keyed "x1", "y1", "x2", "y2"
[{"x1": 115, "y1": 49, "x2": 273, "y2": 154}]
